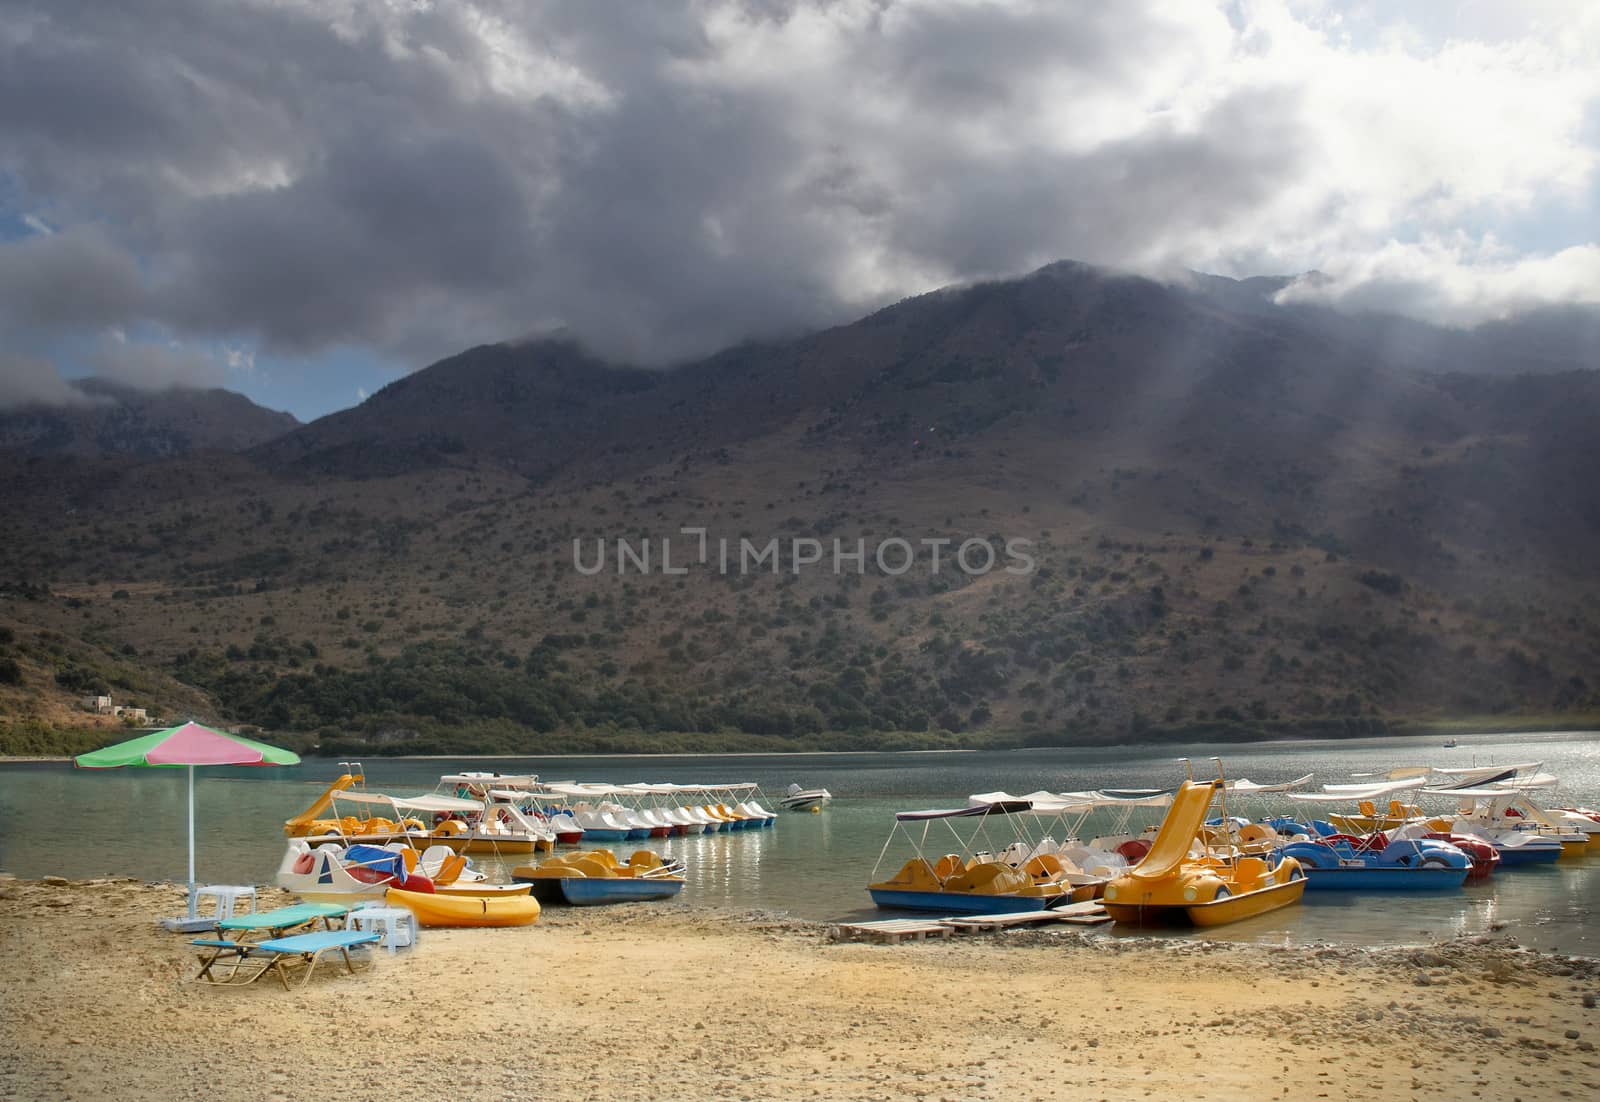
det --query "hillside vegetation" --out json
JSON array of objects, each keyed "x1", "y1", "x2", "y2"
[{"x1": 3, "y1": 264, "x2": 1598, "y2": 755}]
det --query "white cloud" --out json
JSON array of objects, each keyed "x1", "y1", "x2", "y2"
[
  {"x1": 224, "y1": 343, "x2": 256, "y2": 376},
  {"x1": 1275, "y1": 236, "x2": 1600, "y2": 323}
]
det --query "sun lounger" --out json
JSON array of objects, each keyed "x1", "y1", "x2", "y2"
[
  {"x1": 193, "y1": 929, "x2": 380, "y2": 989},
  {"x1": 215, "y1": 902, "x2": 349, "y2": 940}
]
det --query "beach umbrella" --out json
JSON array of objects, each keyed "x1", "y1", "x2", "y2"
[{"x1": 75, "y1": 721, "x2": 300, "y2": 926}]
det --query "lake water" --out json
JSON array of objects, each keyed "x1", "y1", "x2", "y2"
[{"x1": 3, "y1": 730, "x2": 1598, "y2": 954}]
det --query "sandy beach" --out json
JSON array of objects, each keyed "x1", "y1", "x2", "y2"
[{"x1": 1, "y1": 877, "x2": 1596, "y2": 1101}]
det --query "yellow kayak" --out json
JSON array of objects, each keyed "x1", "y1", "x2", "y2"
[{"x1": 385, "y1": 887, "x2": 540, "y2": 928}]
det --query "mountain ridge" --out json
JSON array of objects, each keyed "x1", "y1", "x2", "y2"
[{"x1": 2, "y1": 259, "x2": 1597, "y2": 754}]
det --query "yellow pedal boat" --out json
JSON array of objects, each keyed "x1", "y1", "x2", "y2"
[{"x1": 1102, "y1": 770, "x2": 1306, "y2": 928}]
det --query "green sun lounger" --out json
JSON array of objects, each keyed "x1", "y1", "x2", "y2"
[
  {"x1": 193, "y1": 929, "x2": 380, "y2": 989},
  {"x1": 215, "y1": 902, "x2": 349, "y2": 938}
]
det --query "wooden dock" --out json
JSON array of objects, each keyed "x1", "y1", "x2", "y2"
[
  {"x1": 831, "y1": 902, "x2": 1112, "y2": 943},
  {"x1": 942, "y1": 901, "x2": 1111, "y2": 934},
  {"x1": 1047, "y1": 900, "x2": 1115, "y2": 925}
]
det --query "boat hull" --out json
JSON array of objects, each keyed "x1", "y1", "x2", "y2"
[
  {"x1": 386, "y1": 887, "x2": 540, "y2": 927},
  {"x1": 869, "y1": 888, "x2": 1049, "y2": 914},
  {"x1": 559, "y1": 877, "x2": 685, "y2": 906},
  {"x1": 1494, "y1": 845, "x2": 1561, "y2": 865},
  {"x1": 456, "y1": 837, "x2": 541, "y2": 855},
  {"x1": 513, "y1": 872, "x2": 686, "y2": 905},
  {"x1": 580, "y1": 828, "x2": 630, "y2": 842},
  {"x1": 1300, "y1": 866, "x2": 1469, "y2": 890},
  {"x1": 1104, "y1": 877, "x2": 1306, "y2": 927}
]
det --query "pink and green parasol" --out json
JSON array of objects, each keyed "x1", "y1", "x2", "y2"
[
  {"x1": 76, "y1": 721, "x2": 300, "y2": 926},
  {"x1": 75, "y1": 721, "x2": 300, "y2": 769}
]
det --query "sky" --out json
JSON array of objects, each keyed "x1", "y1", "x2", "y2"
[{"x1": 1, "y1": 0, "x2": 1598, "y2": 422}]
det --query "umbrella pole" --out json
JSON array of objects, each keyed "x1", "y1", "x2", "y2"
[{"x1": 187, "y1": 764, "x2": 196, "y2": 918}]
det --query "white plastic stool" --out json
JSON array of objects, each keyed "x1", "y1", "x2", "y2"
[
  {"x1": 194, "y1": 885, "x2": 257, "y2": 921},
  {"x1": 348, "y1": 905, "x2": 418, "y2": 952}
]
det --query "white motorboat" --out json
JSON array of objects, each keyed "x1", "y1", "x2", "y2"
[{"x1": 779, "y1": 784, "x2": 831, "y2": 811}]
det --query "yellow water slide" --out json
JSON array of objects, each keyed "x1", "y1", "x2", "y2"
[
  {"x1": 1129, "y1": 780, "x2": 1220, "y2": 881},
  {"x1": 283, "y1": 770, "x2": 362, "y2": 835}
]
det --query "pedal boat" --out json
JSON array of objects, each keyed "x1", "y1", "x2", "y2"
[
  {"x1": 511, "y1": 849, "x2": 686, "y2": 905},
  {"x1": 287, "y1": 767, "x2": 553, "y2": 854},
  {"x1": 1278, "y1": 833, "x2": 1471, "y2": 889},
  {"x1": 1276, "y1": 783, "x2": 1472, "y2": 889},
  {"x1": 867, "y1": 799, "x2": 1082, "y2": 914},
  {"x1": 1419, "y1": 785, "x2": 1569, "y2": 865},
  {"x1": 1101, "y1": 771, "x2": 1306, "y2": 927}
]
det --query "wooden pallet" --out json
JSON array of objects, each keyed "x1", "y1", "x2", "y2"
[
  {"x1": 941, "y1": 902, "x2": 1111, "y2": 934},
  {"x1": 830, "y1": 919, "x2": 957, "y2": 944},
  {"x1": 942, "y1": 910, "x2": 1071, "y2": 933}
]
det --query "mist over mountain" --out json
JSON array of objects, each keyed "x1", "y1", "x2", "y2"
[
  {"x1": 2, "y1": 261, "x2": 1597, "y2": 754},
  {"x1": 0, "y1": 377, "x2": 298, "y2": 459}
]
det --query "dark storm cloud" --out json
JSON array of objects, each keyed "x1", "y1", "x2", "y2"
[
  {"x1": 0, "y1": 226, "x2": 149, "y2": 333},
  {"x1": 883, "y1": 87, "x2": 1308, "y2": 276},
  {"x1": 0, "y1": 0, "x2": 1593, "y2": 391}
]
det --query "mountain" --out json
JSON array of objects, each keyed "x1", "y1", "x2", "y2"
[
  {"x1": 2, "y1": 262, "x2": 1597, "y2": 754},
  {"x1": 257, "y1": 263, "x2": 1600, "y2": 481},
  {"x1": 0, "y1": 378, "x2": 299, "y2": 459}
]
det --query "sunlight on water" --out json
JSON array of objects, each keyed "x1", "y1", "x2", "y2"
[{"x1": 3, "y1": 730, "x2": 1597, "y2": 953}]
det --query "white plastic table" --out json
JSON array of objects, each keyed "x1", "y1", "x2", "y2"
[
  {"x1": 348, "y1": 905, "x2": 418, "y2": 951},
  {"x1": 194, "y1": 885, "x2": 257, "y2": 921}
]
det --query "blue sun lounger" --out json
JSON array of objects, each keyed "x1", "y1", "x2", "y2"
[{"x1": 193, "y1": 929, "x2": 380, "y2": 989}]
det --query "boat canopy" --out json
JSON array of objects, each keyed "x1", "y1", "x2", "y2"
[
  {"x1": 1346, "y1": 765, "x2": 1432, "y2": 783},
  {"x1": 1284, "y1": 777, "x2": 1427, "y2": 804},
  {"x1": 442, "y1": 773, "x2": 539, "y2": 787},
  {"x1": 1429, "y1": 760, "x2": 1541, "y2": 779},
  {"x1": 966, "y1": 790, "x2": 1152, "y2": 813},
  {"x1": 1080, "y1": 791, "x2": 1174, "y2": 808},
  {"x1": 1226, "y1": 773, "x2": 1313, "y2": 794},
  {"x1": 540, "y1": 780, "x2": 758, "y2": 797},
  {"x1": 895, "y1": 800, "x2": 1034, "y2": 821},
  {"x1": 1419, "y1": 784, "x2": 1522, "y2": 799},
  {"x1": 331, "y1": 790, "x2": 484, "y2": 813},
  {"x1": 541, "y1": 781, "x2": 623, "y2": 797},
  {"x1": 1317, "y1": 776, "x2": 1428, "y2": 795}
]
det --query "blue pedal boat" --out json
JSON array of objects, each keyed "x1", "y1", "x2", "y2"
[{"x1": 1279, "y1": 835, "x2": 1471, "y2": 889}]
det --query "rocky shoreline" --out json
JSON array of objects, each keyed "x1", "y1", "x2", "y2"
[{"x1": 1, "y1": 876, "x2": 1597, "y2": 1100}]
